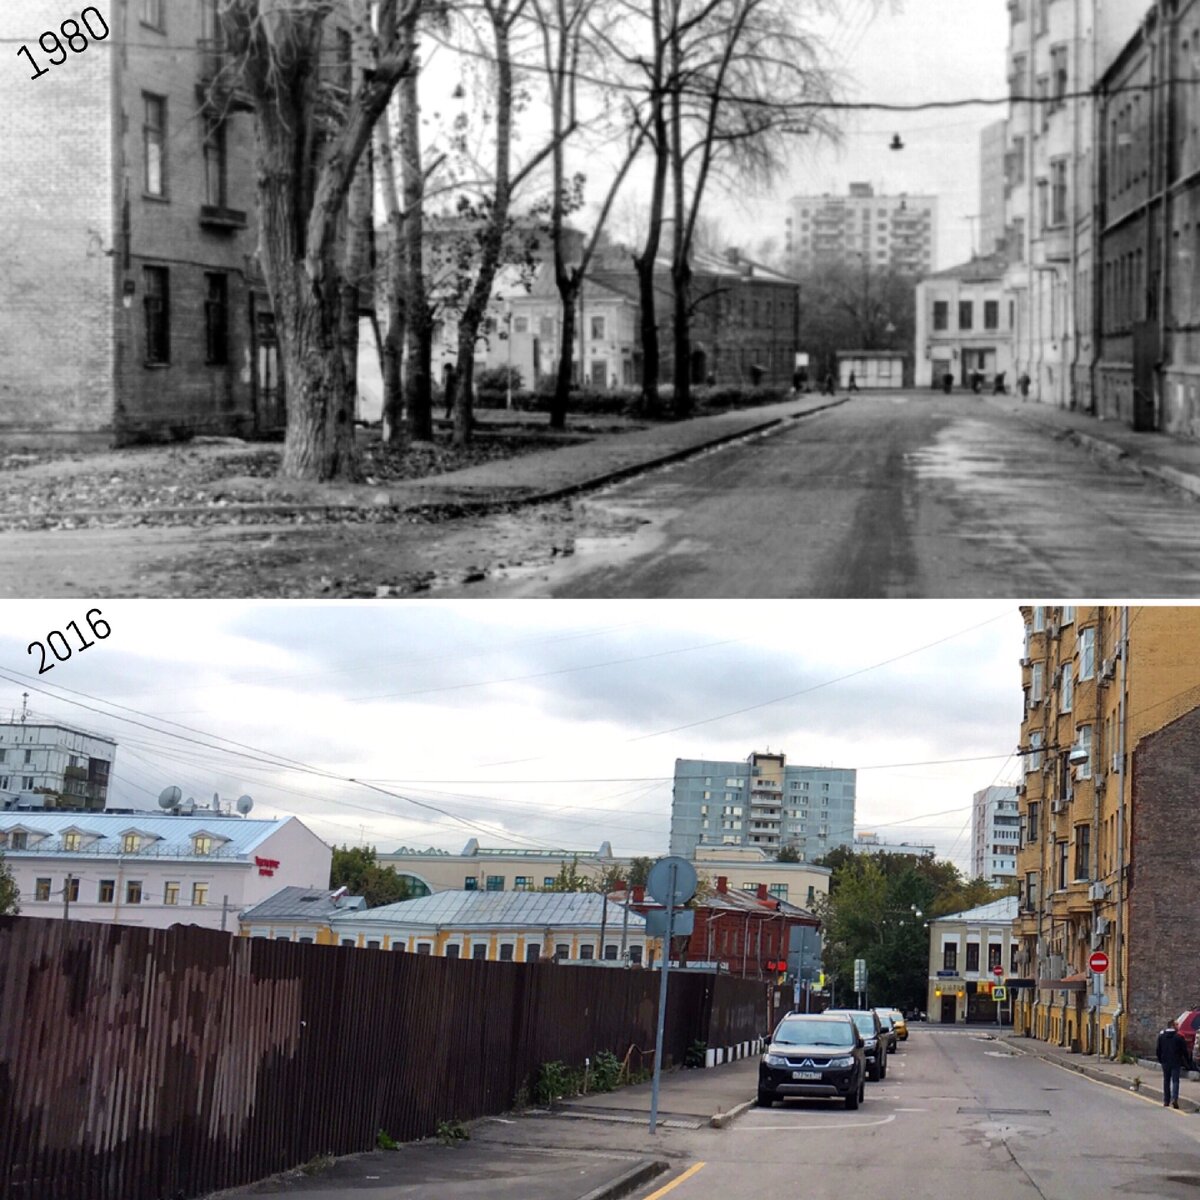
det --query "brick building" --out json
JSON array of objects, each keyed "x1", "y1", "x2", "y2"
[
  {"x1": 1012, "y1": 605, "x2": 1200, "y2": 1057},
  {"x1": 0, "y1": 0, "x2": 293, "y2": 445}
]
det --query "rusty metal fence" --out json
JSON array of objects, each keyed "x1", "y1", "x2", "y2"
[{"x1": 0, "y1": 917, "x2": 766, "y2": 1200}]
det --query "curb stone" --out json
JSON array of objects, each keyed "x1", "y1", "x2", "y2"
[
  {"x1": 710, "y1": 1099, "x2": 756, "y2": 1129},
  {"x1": 575, "y1": 1159, "x2": 670, "y2": 1200}
]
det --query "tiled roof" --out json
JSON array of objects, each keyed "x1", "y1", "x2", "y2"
[
  {"x1": 336, "y1": 889, "x2": 646, "y2": 929},
  {"x1": 0, "y1": 811, "x2": 286, "y2": 860},
  {"x1": 240, "y1": 886, "x2": 365, "y2": 922},
  {"x1": 936, "y1": 895, "x2": 1018, "y2": 923}
]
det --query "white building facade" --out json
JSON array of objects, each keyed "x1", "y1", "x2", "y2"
[
  {"x1": 971, "y1": 785, "x2": 1020, "y2": 883},
  {"x1": 926, "y1": 896, "x2": 1020, "y2": 1024},
  {"x1": 0, "y1": 811, "x2": 331, "y2": 930},
  {"x1": 0, "y1": 722, "x2": 117, "y2": 811}
]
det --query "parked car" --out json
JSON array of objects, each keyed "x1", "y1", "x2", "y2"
[
  {"x1": 875, "y1": 1009, "x2": 898, "y2": 1053},
  {"x1": 758, "y1": 1012, "x2": 866, "y2": 1110},
  {"x1": 827, "y1": 1009, "x2": 888, "y2": 1080},
  {"x1": 1176, "y1": 1009, "x2": 1200, "y2": 1056},
  {"x1": 880, "y1": 1008, "x2": 908, "y2": 1042}
]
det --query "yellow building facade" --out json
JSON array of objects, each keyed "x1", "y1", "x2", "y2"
[{"x1": 1013, "y1": 605, "x2": 1200, "y2": 1056}]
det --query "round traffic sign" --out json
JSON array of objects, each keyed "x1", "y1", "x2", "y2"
[
  {"x1": 1089, "y1": 950, "x2": 1109, "y2": 973},
  {"x1": 645, "y1": 855, "x2": 698, "y2": 907},
  {"x1": 992, "y1": 965, "x2": 1005, "y2": 976}
]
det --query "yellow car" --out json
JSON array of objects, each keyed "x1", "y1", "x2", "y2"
[{"x1": 882, "y1": 1008, "x2": 908, "y2": 1041}]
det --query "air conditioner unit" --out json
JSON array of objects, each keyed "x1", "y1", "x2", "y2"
[
  {"x1": 1016, "y1": 783, "x2": 1027, "y2": 797},
  {"x1": 1095, "y1": 915, "x2": 1110, "y2": 934},
  {"x1": 1100, "y1": 657, "x2": 1116, "y2": 681},
  {"x1": 1112, "y1": 753, "x2": 1123, "y2": 774},
  {"x1": 1088, "y1": 881, "x2": 1108, "y2": 902},
  {"x1": 1020, "y1": 656, "x2": 1031, "y2": 668},
  {"x1": 1048, "y1": 622, "x2": 1059, "y2": 638},
  {"x1": 1051, "y1": 798, "x2": 1067, "y2": 813}
]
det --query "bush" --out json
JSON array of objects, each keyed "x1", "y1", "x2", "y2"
[
  {"x1": 589, "y1": 1050, "x2": 622, "y2": 1093},
  {"x1": 476, "y1": 365, "x2": 523, "y2": 393},
  {"x1": 534, "y1": 1060, "x2": 581, "y2": 1105}
]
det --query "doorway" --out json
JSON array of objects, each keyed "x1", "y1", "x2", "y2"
[
  {"x1": 940, "y1": 994, "x2": 958, "y2": 1024},
  {"x1": 251, "y1": 296, "x2": 283, "y2": 434}
]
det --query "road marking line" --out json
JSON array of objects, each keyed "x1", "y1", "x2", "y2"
[
  {"x1": 643, "y1": 1162, "x2": 706, "y2": 1200},
  {"x1": 895, "y1": 1107, "x2": 928, "y2": 1112},
  {"x1": 733, "y1": 1114, "x2": 897, "y2": 1131}
]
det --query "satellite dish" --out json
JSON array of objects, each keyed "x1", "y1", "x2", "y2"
[
  {"x1": 158, "y1": 785, "x2": 182, "y2": 810},
  {"x1": 213, "y1": 791, "x2": 220, "y2": 810},
  {"x1": 236, "y1": 794, "x2": 254, "y2": 815},
  {"x1": 181, "y1": 797, "x2": 196, "y2": 815}
]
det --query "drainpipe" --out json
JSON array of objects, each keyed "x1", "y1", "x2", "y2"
[
  {"x1": 1068, "y1": 0, "x2": 1083, "y2": 410},
  {"x1": 1090, "y1": 25, "x2": 1105, "y2": 415},
  {"x1": 1091, "y1": 607, "x2": 1105, "y2": 1058},
  {"x1": 1113, "y1": 606, "x2": 1129, "y2": 1053},
  {"x1": 1155, "y1": 0, "x2": 1170, "y2": 428}
]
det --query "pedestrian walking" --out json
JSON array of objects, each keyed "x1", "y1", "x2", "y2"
[
  {"x1": 822, "y1": 371, "x2": 835, "y2": 396},
  {"x1": 848, "y1": 371, "x2": 859, "y2": 392},
  {"x1": 442, "y1": 362, "x2": 457, "y2": 420},
  {"x1": 1018, "y1": 371, "x2": 1031, "y2": 401},
  {"x1": 942, "y1": 371, "x2": 953, "y2": 395},
  {"x1": 1156, "y1": 1017, "x2": 1194, "y2": 1108}
]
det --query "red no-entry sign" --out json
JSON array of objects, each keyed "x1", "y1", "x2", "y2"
[
  {"x1": 992, "y1": 965, "x2": 1004, "y2": 976},
  {"x1": 1089, "y1": 951, "x2": 1110, "y2": 973}
]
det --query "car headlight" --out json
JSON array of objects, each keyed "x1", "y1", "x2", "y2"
[
  {"x1": 763, "y1": 1053, "x2": 789, "y2": 1067},
  {"x1": 828, "y1": 1056, "x2": 855, "y2": 1068},
  {"x1": 864, "y1": 1038, "x2": 877, "y2": 1048}
]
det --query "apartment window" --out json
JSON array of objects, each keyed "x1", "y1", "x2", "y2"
[
  {"x1": 203, "y1": 119, "x2": 227, "y2": 207},
  {"x1": 192, "y1": 882, "x2": 209, "y2": 906},
  {"x1": 1031, "y1": 663, "x2": 1045, "y2": 704},
  {"x1": 144, "y1": 95, "x2": 167, "y2": 196},
  {"x1": 554, "y1": 943, "x2": 569, "y2": 960},
  {"x1": 604, "y1": 944, "x2": 619, "y2": 960},
  {"x1": 485, "y1": 875, "x2": 504, "y2": 891},
  {"x1": 23, "y1": 750, "x2": 32, "y2": 765},
  {"x1": 126, "y1": 881, "x2": 143, "y2": 904},
  {"x1": 1050, "y1": 158, "x2": 1068, "y2": 226},
  {"x1": 341, "y1": 938, "x2": 356, "y2": 947},
  {"x1": 445, "y1": 943, "x2": 461, "y2": 959},
  {"x1": 1034, "y1": 607, "x2": 1046, "y2": 633},
  {"x1": 513, "y1": 316, "x2": 528, "y2": 333},
  {"x1": 543, "y1": 876, "x2": 555, "y2": 887},
  {"x1": 122, "y1": 833, "x2": 141, "y2": 853},
  {"x1": 1061, "y1": 665, "x2": 1073, "y2": 712},
  {"x1": 21, "y1": 778, "x2": 33, "y2": 791},
  {"x1": 164, "y1": 881, "x2": 180, "y2": 905},
  {"x1": 1078, "y1": 627, "x2": 1096, "y2": 680},
  {"x1": 1074, "y1": 725, "x2": 1092, "y2": 778},
  {"x1": 1024, "y1": 871, "x2": 1040, "y2": 909},
  {"x1": 958, "y1": 300, "x2": 973, "y2": 330},
  {"x1": 590, "y1": 315, "x2": 606, "y2": 340},
  {"x1": 1029, "y1": 731, "x2": 1044, "y2": 773},
  {"x1": 1011, "y1": 135, "x2": 1026, "y2": 184},
  {"x1": 966, "y1": 943, "x2": 980, "y2": 972},
  {"x1": 988, "y1": 943, "x2": 1002, "y2": 971},
  {"x1": 205, "y1": 273, "x2": 229, "y2": 366},
  {"x1": 472, "y1": 944, "x2": 487, "y2": 960},
  {"x1": 141, "y1": 0, "x2": 164, "y2": 28},
  {"x1": 513, "y1": 876, "x2": 532, "y2": 891},
  {"x1": 99, "y1": 879, "x2": 115, "y2": 902},
  {"x1": 769, "y1": 883, "x2": 788, "y2": 900},
  {"x1": 63, "y1": 832, "x2": 82, "y2": 851},
  {"x1": 143, "y1": 267, "x2": 170, "y2": 365},
  {"x1": 1074, "y1": 825, "x2": 1091, "y2": 880},
  {"x1": 498, "y1": 943, "x2": 514, "y2": 961},
  {"x1": 984, "y1": 300, "x2": 999, "y2": 330},
  {"x1": 933, "y1": 300, "x2": 948, "y2": 330},
  {"x1": 35, "y1": 878, "x2": 51, "y2": 902},
  {"x1": 1036, "y1": 0, "x2": 1048, "y2": 34},
  {"x1": 629, "y1": 946, "x2": 643, "y2": 965},
  {"x1": 1050, "y1": 44, "x2": 1068, "y2": 111},
  {"x1": 943, "y1": 943, "x2": 957, "y2": 971},
  {"x1": 417, "y1": 943, "x2": 432, "y2": 955},
  {"x1": 580, "y1": 944, "x2": 595, "y2": 960},
  {"x1": 193, "y1": 834, "x2": 214, "y2": 856},
  {"x1": 464, "y1": 876, "x2": 478, "y2": 890},
  {"x1": 521, "y1": 943, "x2": 539, "y2": 961}
]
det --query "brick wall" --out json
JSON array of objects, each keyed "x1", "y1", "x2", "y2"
[
  {"x1": 1126, "y1": 703, "x2": 1200, "y2": 1054},
  {"x1": 0, "y1": 0, "x2": 118, "y2": 442}
]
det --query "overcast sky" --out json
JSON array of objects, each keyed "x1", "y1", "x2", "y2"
[{"x1": 2, "y1": 600, "x2": 1028, "y2": 875}]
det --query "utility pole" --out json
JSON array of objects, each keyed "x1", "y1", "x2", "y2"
[{"x1": 63, "y1": 873, "x2": 74, "y2": 919}]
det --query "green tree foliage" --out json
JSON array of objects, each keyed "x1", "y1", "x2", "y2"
[
  {"x1": 814, "y1": 849, "x2": 1014, "y2": 1011},
  {"x1": 330, "y1": 845, "x2": 413, "y2": 908},
  {"x1": 539, "y1": 857, "x2": 593, "y2": 892},
  {"x1": 626, "y1": 857, "x2": 653, "y2": 888},
  {"x1": 776, "y1": 845, "x2": 801, "y2": 863},
  {"x1": 0, "y1": 852, "x2": 19, "y2": 915}
]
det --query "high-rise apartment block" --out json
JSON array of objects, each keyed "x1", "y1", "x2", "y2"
[
  {"x1": 971, "y1": 785, "x2": 1019, "y2": 883},
  {"x1": 1013, "y1": 605, "x2": 1200, "y2": 1057},
  {"x1": 670, "y1": 751, "x2": 856, "y2": 862},
  {"x1": 785, "y1": 183, "x2": 938, "y2": 276},
  {"x1": 0, "y1": 722, "x2": 117, "y2": 812}
]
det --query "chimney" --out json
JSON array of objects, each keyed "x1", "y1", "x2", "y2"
[
  {"x1": 716, "y1": 875, "x2": 728, "y2": 894},
  {"x1": 756, "y1": 883, "x2": 768, "y2": 901}
]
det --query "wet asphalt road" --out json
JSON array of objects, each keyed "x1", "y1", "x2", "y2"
[
  {"x1": 459, "y1": 392, "x2": 1200, "y2": 598},
  {"x1": 7, "y1": 392, "x2": 1200, "y2": 599}
]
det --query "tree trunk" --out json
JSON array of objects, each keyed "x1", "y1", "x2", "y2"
[
  {"x1": 671, "y1": 257, "x2": 692, "y2": 417},
  {"x1": 551, "y1": 277, "x2": 579, "y2": 428},
  {"x1": 398, "y1": 36, "x2": 433, "y2": 441},
  {"x1": 374, "y1": 107, "x2": 407, "y2": 445}
]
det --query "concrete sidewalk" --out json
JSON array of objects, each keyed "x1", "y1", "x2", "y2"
[
  {"x1": 983, "y1": 394, "x2": 1200, "y2": 501},
  {"x1": 1000, "y1": 1032, "x2": 1200, "y2": 1112}
]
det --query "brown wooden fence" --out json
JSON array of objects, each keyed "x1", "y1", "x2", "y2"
[{"x1": 0, "y1": 917, "x2": 767, "y2": 1200}]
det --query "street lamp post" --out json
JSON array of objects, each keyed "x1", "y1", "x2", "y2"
[{"x1": 505, "y1": 305, "x2": 513, "y2": 411}]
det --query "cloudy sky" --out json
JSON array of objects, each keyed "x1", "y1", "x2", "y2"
[{"x1": 2, "y1": 600, "x2": 1028, "y2": 874}]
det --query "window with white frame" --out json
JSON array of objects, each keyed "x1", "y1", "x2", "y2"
[
  {"x1": 1028, "y1": 731, "x2": 1044, "y2": 772},
  {"x1": 1061, "y1": 666, "x2": 1073, "y2": 712},
  {"x1": 1074, "y1": 725, "x2": 1092, "y2": 778},
  {"x1": 1078, "y1": 626, "x2": 1096, "y2": 680},
  {"x1": 1031, "y1": 662, "x2": 1044, "y2": 703}
]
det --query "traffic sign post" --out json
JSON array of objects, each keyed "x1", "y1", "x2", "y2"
[
  {"x1": 992, "y1": 965, "x2": 1005, "y2": 977},
  {"x1": 1088, "y1": 951, "x2": 1109, "y2": 1060},
  {"x1": 647, "y1": 857, "x2": 697, "y2": 1135},
  {"x1": 1088, "y1": 950, "x2": 1109, "y2": 974}
]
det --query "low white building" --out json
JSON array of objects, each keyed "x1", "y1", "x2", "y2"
[
  {"x1": 0, "y1": 721, "x2": 117, "y2": 811},
  {"x1": 914, "y1": 254, "x2": 1013, "y2": 390},
  {"x1": 926, "y1": 895, "x2": 1019, "y2": 1025},
  {"x1": 326, "y1": 889, "x2": 654, "y2": 965},
  {"x1": 0, "y1": 811, "x2": 331, "y2": 930}
]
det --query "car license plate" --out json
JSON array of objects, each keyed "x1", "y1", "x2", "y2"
[{"x1": 793, "y1": 1071, "x2": 821, "y2": 1080}]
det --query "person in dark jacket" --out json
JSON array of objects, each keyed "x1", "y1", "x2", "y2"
[{"x1": 1156, "y1": 1018, "x2": 1194, "y2": 1107}]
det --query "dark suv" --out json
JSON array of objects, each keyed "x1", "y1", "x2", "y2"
[
  {"x1": 827, "y1": 1009, "x2": 888, "y2": 1080},
  {"x1": 758, "y1": 1012, "x2": 866, "y2": 1110}
]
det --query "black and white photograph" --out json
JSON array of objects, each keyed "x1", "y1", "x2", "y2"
[{"x1": 2, "y1": 0, "x2": 1199, "y2": 597}]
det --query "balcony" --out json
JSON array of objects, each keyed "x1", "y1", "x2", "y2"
[
  {"x1": 197, "y1": 39, "x2": 254, "y2": 114},
  {"x1": 200, "y1": 204, "x2": 249, "y2": 231},
  {"x1": 1040, "y1": 225, "x2": 1071, "y2": 263}
]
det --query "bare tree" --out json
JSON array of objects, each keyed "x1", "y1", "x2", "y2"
[{"x1": 220, "y1": 0, "x2": 421, "y2": 481}]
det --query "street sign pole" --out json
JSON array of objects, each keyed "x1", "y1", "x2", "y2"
[{"x1": 648, "y1": 861, "x2": 676, "y2": 1135}]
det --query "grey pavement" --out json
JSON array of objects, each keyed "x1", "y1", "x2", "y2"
[
  {"x1": 999, "y1": 1031, "x2": 1200, "y2": 1112},
  {"x1": 204, "y1": 1059, "x2": 759, "y2": 1200}
]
